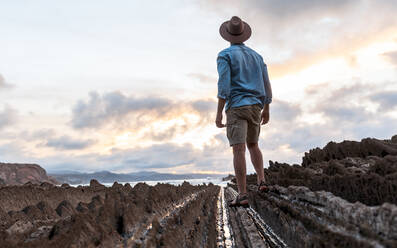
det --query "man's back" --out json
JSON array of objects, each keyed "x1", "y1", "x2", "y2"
[
  {"x1": 217, "y1": 44, "x2": 272, "y2": 111},
  {"x1": 216, "y1": 16, "x2": 271, "y2": 207}
]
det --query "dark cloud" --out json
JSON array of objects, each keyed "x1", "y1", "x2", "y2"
[
  {"x1": 271, "y1": 99, "x2": 301, "y2": 122},
  {"x1": 17, "y1": 129, "x2": 56, "y2": 142},
  {"x1": 308, "y1": 83, "x2": 371, "y2": 103},
  {"x1": 14, "y1": 129, "x2": 96, "y2": 151},
  {"x1": 97, "y1": 143, "x2": 199, "y2": 170},
  {"x1": 143, "y1": 126, "x2": 181, "y2": 142},
  {"x1": 260, "y1": 124, "x2": 335, "y2": 154},
  {"x1": 71, "y1": 91, "x2": 172, "y2": 129},
  {"x1": 28, "y1": 138, "x2": 232, "y2": 173},
  {"x1": 322, "y1": 105, "x2": 371, "y2": 122},
  {"x1": 214, "y1": 133, "x2": 228, "y2": 146},
  {"x1": 124, "y1": 144, "x2": 195, "y2": 169},
  {"x1": 191, "y1": 99, "x2": 216, "y2": 113},
  {"x1": 306, "y1": 83, "x2": 376, "y2": 123},
  {"x1": 383, "y1": 51, "x2": 397, "y2": 67},
  {"x1": 71, "y1": 91, "x2": 217, "y2": 130},
  {"x1": 370, "y1": 91, "x2": 397, "y2": 111},
  {"x1": 44, "y1": 135, "x2": 96, "y2": 150},
  {"x1": 258, "y1": 82, "x2": 397, "y2": 157},
  {"x1": 307, "y1": 83, "x2": 397, "y2": 134},
  {"x1": 304, "y1": 83, "x2": 397, "y2": 132},
  {"x1": 0, "y1": 105, "x2": 17, "y2": 130}
]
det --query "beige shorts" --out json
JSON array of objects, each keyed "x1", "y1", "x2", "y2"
[{"x1": 226, "y1": 104, "x2": 262, "y2": 146}]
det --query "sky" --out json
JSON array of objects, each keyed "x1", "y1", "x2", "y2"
[{"x1": 1, "y1": 0, "x2": 397, "y2": 174}]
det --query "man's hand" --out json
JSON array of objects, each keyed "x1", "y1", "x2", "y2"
[
  {"x1": 216, "y1": 98, "x2": 226, "y2": 128},
  {"x1": 216, "y1": 112, "x2": 226, "y2": 128},
  {"x1": 261, "y1": 108, "x2": 270, "y2": 125}
]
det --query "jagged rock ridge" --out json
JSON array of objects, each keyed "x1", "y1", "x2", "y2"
[
  {"x1": 0, "y1": 180, "x2": 219, "y2": 247},
  {"x1": 240, "y1": 134, "x2": 397, "y2": 247}
]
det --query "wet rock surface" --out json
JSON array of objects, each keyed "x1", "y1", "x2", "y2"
[
  {"x1": 0, "y1": 180, "x2": 220, "y2": 247},
  {"x1": 238, "y1": 135, "x2": 397, "y2": 247}
]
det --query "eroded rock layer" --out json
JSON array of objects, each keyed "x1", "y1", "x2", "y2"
[
  {"x1": 240, "y1": 135, "x2": 397, "y2": 247},
  {"x1": 245, "y1": 136, "x2": 397, "y2": 206},
  {"x1": 0, "y1": 180, "x2": 220, "y2": 248}
]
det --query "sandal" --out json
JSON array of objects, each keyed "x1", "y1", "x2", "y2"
[
  {"x1": 258, "y1": 180, "x2": 270, "y2": 193},
  {"x1": 228, "y1": 193, "x2": 249, "y2": 208}
]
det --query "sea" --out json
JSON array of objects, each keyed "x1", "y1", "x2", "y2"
[{"x1": 70, "y1": 177, "x2": 229, "y2": 188}]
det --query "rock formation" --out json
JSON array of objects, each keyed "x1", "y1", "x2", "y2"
[
  {"x1": 238, "y1": 134, "x2": 397, "y2": 247},
  {"x1": 0, "y1": 180, "x2": 219, "y2": 247},
  {"x1": 0, "y1": 163, "x2": 58, "y2": 185},
  {"x1": 1, "y1": 135, "x2": 397, "y2": 247}
]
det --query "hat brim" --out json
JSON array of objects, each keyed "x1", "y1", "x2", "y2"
[{"x1": 219, "y1": 21, "x2": 251, "y2": 43}]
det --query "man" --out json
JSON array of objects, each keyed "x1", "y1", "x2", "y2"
[{"x1": 216, "y1": 16, "x2": 273, "y2": 207}]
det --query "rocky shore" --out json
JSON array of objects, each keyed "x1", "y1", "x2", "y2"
[
  {"x1": 1, "y1": 135, "x2": 397, "y2": 247},
  {"x1": 237, "y1": 135, "x2": 397, "y2": 247},
  {"x1": 0, "y1": 180, "x2": 219, "y2": 247}
]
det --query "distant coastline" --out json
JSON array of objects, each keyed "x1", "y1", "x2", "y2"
[{"x1": 49, "y1": 170, "x2": 227, "y2": 185}]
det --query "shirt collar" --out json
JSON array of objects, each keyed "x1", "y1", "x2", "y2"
[{"x1": 231, "y1": 43, "x2": 245, "y2": 46}]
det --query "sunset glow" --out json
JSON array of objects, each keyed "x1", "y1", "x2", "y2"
[{"x1": 1, "y1": 0, "x2": 397, "y2": 174}]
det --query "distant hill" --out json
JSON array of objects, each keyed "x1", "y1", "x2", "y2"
[
  {"x1": 49, "y1": 170, "x2": 225, "y2": 185},
  {"x1": 0, "y1": 163, "x2": 59, "y2": 185}
]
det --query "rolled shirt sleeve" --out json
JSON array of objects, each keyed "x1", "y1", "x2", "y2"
[
  {"x1": 262, "y1": 64, "x2": 273, "y2": 104},
  {"x1": 217, "y1": 55, "x2": 231, "y2": 100}
]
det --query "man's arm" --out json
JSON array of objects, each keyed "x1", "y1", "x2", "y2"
[
  {"x1": 216, "y1": 98, "x2": 226, "y2": 128},
  {"x1": 216, "y1": 54, "x2": 230, "y2": 128},
  {"x1": 261, "y1": 104, "x2": 269, "y2": 125},
  {"x1": 261, "y1": 64, "x2": 272, "y2": 125}
]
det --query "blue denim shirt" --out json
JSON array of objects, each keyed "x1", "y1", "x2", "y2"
[{"x1": 217, "y1": 44, "x2": 272, "y2": 111}]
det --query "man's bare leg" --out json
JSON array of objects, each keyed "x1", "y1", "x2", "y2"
[
  {"x1": 233, "y1": 143, "x2": 247, "y2": 194},
  {"x1": 247, "y1": 142, "x2": 265, "y2": 185}
]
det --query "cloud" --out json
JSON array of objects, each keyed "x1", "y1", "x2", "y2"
[
  {"x1": 25, "y1": 129, "x2": 56, "y2": 141},
  {"x1": 62, "y1": 83, "x2": 397, "y2": 171},
  {"x1": 258, "y1": 81, "x2": 397, "y2": 158},
  {"x1": 383, "y1": 51, "x2": 397, "y2": 67},
  {"x1": 31, "y1": 140, "x2": 231, "y2": 173},
  {"x1": 142, "y1": 126, "x2": 183, "y2": 142},
  {"x1": 0, "y1": 141, "x2": 28, "y2": 161},
  {"x1": 304, "y1": 82, "x2": 330, "y2": 96},
  {"x1": 191, "y1": 99, "x2": 216, "y2": 113},
  {"x1": 203, "y1": 0, "x2": 397, "y2": 76},
  {"x1": 187, "y1": 73, "x2": 217, "y2": 84},
  {"x1": 105, "y1": 139, "x2": 233, "y2": 173},
  {"x1": 307, "y1": 83, "x2": 375, "y2": 117},
  {"x1": 370, "y1": 91, "x2": 397, "y2": 111},
  {"x1": 5, "y1": 81, "x2": 396, "y2": 173},
  {"x1": 306, "y1": 82, "x2": 397, "y2": 132},
  {"x1": 0, "y1": 74, "x2": 13, "y2": 90},
  {"x1": 0, "y1": 105, "x2": 17, "y2": 130},
  {"x1": 271, "y1": 99, "x2": 301, "y2": 122},
  {"x1": 71, "y1": 91, "x2": 173, "y2": 129},
  {"x1": 235, "y1": 0, "x2": 355, "y2": 19},
  {"x1": 118, "y1": 143, "x2": 196, "y2": 169},
  {"x1": 71, "y1": 91, "x2": 216, "y2": 131},
  {"x1": 44, "y1": 135, "x2": 96, "y2": 150}
]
